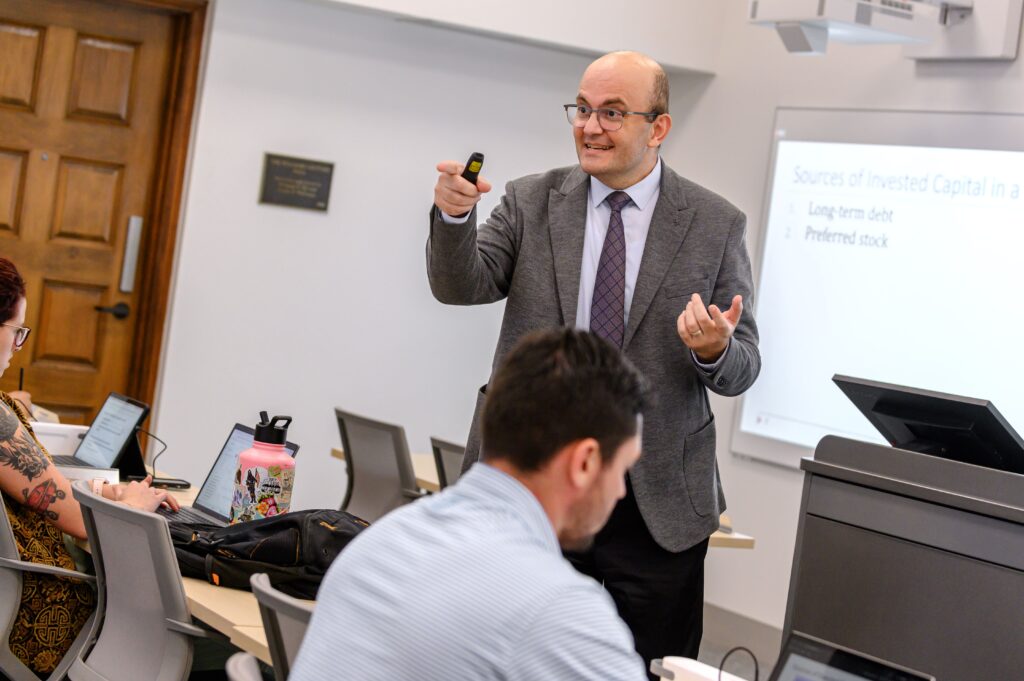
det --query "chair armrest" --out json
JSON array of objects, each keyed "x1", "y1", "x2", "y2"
[
  {"x1": 0, "y1": 556, "x2": 96, "y2": 583},
  {"x1": 165, "y1": 618, "x2": 219, "y2": 639},
  {"x1": 402, "y1": 488, "x2": 427, "y2": 500}
]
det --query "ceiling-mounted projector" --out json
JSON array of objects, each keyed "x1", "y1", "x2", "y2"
[{"x1": 749, "y1": 0, "x2": 1023, "y2": 60}]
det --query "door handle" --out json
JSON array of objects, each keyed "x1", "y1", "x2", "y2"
[{"x1": 94, "y1": 302, "x2": 131, "y2": 320}]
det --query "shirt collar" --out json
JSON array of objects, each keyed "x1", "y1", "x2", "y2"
[
  {"x1": 456, "y1": 463, "x2": 561, "y2": 555},
  {"x1": 589, "y1": 157, "x2": 662, "y2": 211}
]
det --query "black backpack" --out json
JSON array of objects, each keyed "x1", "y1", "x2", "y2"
[{"x1": 168, "y1": 509, "x2": 369, "y2": 599}]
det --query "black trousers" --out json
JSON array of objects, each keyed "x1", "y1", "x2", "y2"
[{"x1": 567, "y1": 478, "x2": 709, "y2": 681}]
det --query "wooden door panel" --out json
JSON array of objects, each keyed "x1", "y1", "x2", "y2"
[
  {"x1": 0, "y1": 21, "x2": 44, "y2": 111},
  {"x1": 0, "y1": 0, "x2": 175, "y2": 419},
  {"x1": 51, "y1": 157, "x2": 123, "y2": 243},
  {"x1": 67, "y1": 35, "x2": 138, "y2": 124},
  {"x1": 34, "y1": 280, "x2": 104, "y2": 367},
  {"x1": 0, "y1": 147, "x2": 28, "y2": 233}
]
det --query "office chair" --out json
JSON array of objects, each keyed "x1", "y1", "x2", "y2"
[
  {"x1": 429, "y1": 437, "x2": 466, "y2": 489},
  {"x1": 335, "y1": 408, "x2": 424, "y2": 522},
  {"x1": 68, "y1": 480, "x2": 220, "y2": 681},
  {"x1": 0, "y1": 492, "x2": 96, "y2": 681},
  {"x1": 250, "y1": 573, "x2": 314, "y2": 681},
  {"x1": 225, "y1": 652, "x2": 263, "y2": 681}
]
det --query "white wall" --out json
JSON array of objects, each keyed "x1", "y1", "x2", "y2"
[
  {"x1": 662, "y1": 3, "x2": 1024, "y2": 630},
  {"x1": 155, "y1": 0, "x2": 603, "y2": 510},
  {"x1": 157, "y1": 0, "x2": 1024, "y2": 636},
  {"x1": 319, "y1": 0, "x2": 726, "y2": 74}
]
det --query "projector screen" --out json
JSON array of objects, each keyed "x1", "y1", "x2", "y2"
[{"x1": 733, "y1": 108, "x2": 1024, "y2": 468}]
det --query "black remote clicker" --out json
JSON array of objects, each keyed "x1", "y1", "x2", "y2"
[{"x1": 460, "y1": 152, "x2": 484, "y2": 184}]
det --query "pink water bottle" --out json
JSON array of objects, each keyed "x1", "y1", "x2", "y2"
[{"x1": 230, "y1": 412, "x2": 295, "y2": 524}]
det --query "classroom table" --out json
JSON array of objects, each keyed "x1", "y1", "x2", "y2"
[
  {"x1": 79, "y1": 449, "x2": 754, "y2": 668},
  {"x1": 183, "y1": 579, "x2": 276, "y2": 664}
]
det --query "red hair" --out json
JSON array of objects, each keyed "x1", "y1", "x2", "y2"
[{"x1": 0, "y1": 258, "x2": 26, "y2": 324}]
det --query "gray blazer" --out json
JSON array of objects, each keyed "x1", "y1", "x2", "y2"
[{"x1": 426, "y1": 163, "x2": 760, "y2": 552}]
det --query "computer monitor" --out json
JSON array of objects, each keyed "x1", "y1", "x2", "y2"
[{"x1": 833, "y1": 375, "x2": 1024, "y2": 474}]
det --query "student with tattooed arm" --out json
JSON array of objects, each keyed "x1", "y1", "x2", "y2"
[{"x1": 0, "y1": 257, "x2": 179, "y2": 676}]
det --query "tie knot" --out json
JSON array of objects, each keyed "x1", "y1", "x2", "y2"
[{"x1": 606, "y1": 191, "x2": 632, "y2": 213}]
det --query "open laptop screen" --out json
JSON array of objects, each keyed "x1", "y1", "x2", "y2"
[
  {"x1": 73, "y1": 393, "x2": 149, "y2": 468},
  {"x1": 771, "y1": 633, "x2": 934, "y2": 681},
  {"x1": 193, "y1": 424, "x2": 299, "y2": 521}
]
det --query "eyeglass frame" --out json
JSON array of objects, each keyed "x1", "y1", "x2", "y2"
[
  {"x1": 563, "y1": 104, "x2": 662, "y2": 131},
  {"x1": 1, "y1": 323, "x2": 31, "y2": 348}
]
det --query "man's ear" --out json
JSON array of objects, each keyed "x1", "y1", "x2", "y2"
[
  {"x1": 567, "y1": 438, "x2": 602, "y2": 491},
  {"x1": 648, "y1": 113, "x2": 672, "y2": 148}
]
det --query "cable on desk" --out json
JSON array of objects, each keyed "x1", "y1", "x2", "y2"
[{"x1": 719, "y1": 645, "x2": 759, "y2": 681}]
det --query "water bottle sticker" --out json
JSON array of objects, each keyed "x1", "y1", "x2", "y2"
[
  {"x1": 231, "y1": 464, "x2": 294, "y2": 524},
  {"x1": 260, "y1": 477, "x2": 283, "y2": 497}
]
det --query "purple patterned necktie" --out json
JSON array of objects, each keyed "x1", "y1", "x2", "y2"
[{"x1": 590, "y1": 191, "x2": 632, "y2": 348}]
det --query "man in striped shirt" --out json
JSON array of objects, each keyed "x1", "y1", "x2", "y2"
[{"x1": 291, "y1": 328, "x2": 650, "y2": 680}]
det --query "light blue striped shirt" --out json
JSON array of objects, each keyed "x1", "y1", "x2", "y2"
[{"x1": 290, "y1": 463, "x2": 647, "y2": 681}]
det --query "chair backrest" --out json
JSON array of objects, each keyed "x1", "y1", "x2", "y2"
[
  {"x1": 335, "y1": 408, "x2": 420, "y2": 522},
  {"x1": 250, "y1": 573, "x2": 314, "y2": 681},
  {"x1": 430, "y1": 437, "x2": 466, "y2": 489},
  {"x1": 0, "y1": 493, "x2": 35, "y2": 681},
  {"x1": 69, "y1": 480, "x2": 197, "y2": 681},
  {"x1": 0, "y1": 492, "x2": 96, "y2": 681},
  {"x1": 225, "y1": 652, "x2": 263, "y2": 681}
]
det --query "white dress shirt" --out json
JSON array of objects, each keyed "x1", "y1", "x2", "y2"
[{"x1": 574, "y1": 159, "x2": 662, "y2": 330}]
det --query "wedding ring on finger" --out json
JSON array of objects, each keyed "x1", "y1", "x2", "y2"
[{"x1": 692, "y1": 328, "x2": 704, "y2": 337}]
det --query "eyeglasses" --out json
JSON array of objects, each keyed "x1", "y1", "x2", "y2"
[
  {"x1": 2, "y1": 323, "x2": 30, "y2": 348},
  {"x1": 564, "y1": 104, "x2": 661, "y2": 132}
]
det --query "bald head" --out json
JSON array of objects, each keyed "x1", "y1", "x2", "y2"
[
  {"x1": 583, "y1": 51, "x2": 669, "y2": 115},
  {"x1": 573, "y1": 50, "x2": 673, "y2": 188}
]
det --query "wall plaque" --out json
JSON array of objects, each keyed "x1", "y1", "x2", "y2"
[{"x1": 259, "y1": 153, "x2": 334, "y2": 211}]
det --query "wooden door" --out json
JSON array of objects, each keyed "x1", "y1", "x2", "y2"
[{"x1": 0, "y1": 0, "x2": 177, "y2": 424}]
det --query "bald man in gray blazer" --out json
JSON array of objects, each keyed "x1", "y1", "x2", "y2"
[{"x1": 427, "y1": 51, "x2": 760, "y2": 673}]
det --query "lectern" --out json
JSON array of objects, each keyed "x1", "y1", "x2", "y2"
[{"x1": 783, "y1": 376, "x2": 1024, "y2": 681}]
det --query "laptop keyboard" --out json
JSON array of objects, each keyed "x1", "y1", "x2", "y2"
[
  {"x1": 51, "y1": 455, "x2": 83, "y2": 466},
  {"x1": 157, "y1": 505, "x2": 225, "y2": 526}
]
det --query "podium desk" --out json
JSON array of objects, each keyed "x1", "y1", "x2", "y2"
[{"x1": 786, "y1": 435, "x2": 1024, "y2": 680}]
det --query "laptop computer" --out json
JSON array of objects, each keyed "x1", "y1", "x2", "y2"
[
  {"x1": 51, "y1": 393, "x2": 149, "y2": 469},
  {"x1": 770, "y1": 632, "x2": 934, "y2": 681},
  {"x1": 157, "y1": 423, "x2": 299, "y2": 526}
]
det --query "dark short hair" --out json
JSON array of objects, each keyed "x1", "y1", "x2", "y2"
[
  {"x1": 0, "y1": 258, "x2": 25, "y2": 325},
  {"x1": 481, "y1": 328, "x2": 648, "y2": 472}
]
